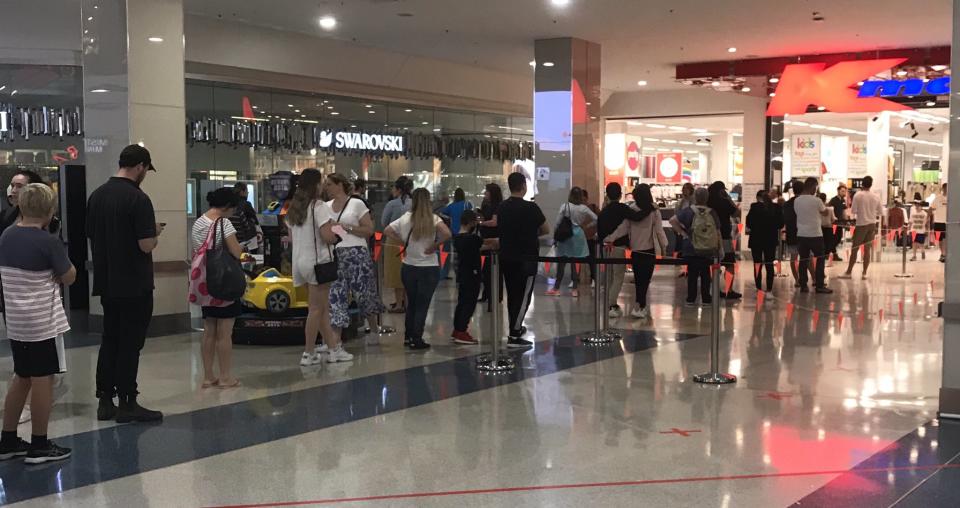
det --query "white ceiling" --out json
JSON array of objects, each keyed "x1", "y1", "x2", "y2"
[{"x1": 185, "y1": 0, "x2": 952, "y2": 93}]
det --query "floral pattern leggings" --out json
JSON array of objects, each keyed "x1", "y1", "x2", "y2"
[{"x1": 329, "y1": 246, "x2": 385, "y2": 328}]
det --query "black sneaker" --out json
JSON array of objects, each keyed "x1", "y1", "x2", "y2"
[
  {"x1": 0, "y1": 437, "x2": 29, "y2": 460},
  {"x1": 815, "y1": 287, "x2": 834, "y2": 294},
  {"x1": 24, "y1": 441, "x2": 71, "y2": 464},
  {"x1": 97, "y1": 397, "x2": 117, "y2": 421},
  {"x1": 723, "y1": 291, "x2": 743, "y2": 300},
  {"x1": 407, "y1": 340, "x2": 431, "y2": 351},
  {"x1": 404, "y1": 337, "x2": 413, "y2": 346},
  {"x1": 115, "y1": 397, "x2": 163, "y2": 424},
  {"x1": 800, "y1": 286, "x2": 809, "y2": 293},
  {"x1": 507, "y1": 337, "x2": 533, "y2": 348}
]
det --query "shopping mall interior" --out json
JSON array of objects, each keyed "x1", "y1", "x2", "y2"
[{"x1": 0, "y1": 0, "x2": 959, "y2": 506}]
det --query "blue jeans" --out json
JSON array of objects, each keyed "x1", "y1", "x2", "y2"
[{"x1": 400, "y1": 264, "x2": 440, "y2": 342}]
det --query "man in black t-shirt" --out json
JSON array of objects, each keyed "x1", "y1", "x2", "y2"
[
  {"x1": 86, "y1": 145, "x2": 164, "y2": 424},
  {"x1": 827, "y1": 184, "x2": 848, "y2": 261},
  {"x1": 495, "y1": 173, "x2": 548, "y2": 347}
]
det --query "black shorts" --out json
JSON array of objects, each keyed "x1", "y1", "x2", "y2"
[
  {"x1": 9, "y1": 338, "x2": 60, "y2": 378},
  {"x1": 202, "y1": 300, "x2": 243, "y2": 319},
  {"x1": 935, "y1": 223, "x2": 946, "y2": 240}
]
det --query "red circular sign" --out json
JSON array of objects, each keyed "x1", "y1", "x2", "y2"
[{"x1": 627, "y1": 141, "x2": 640, "y2": 170}]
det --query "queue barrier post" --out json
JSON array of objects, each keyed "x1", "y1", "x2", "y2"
[
  {"x1": 693, "y1": 260, "x2": 737, "y2": 385},
  {"x1": 600, "y1": 244, "x2": 623, "y2": 340},
  {"x1": 584, "y1": 242, "x2": 615, "y2": 344},
  {"x1": 894, "y1": 224, "x2": 914, "y2": 279},
  {"x1": 477, "y1": 251, "x2": 514, "y2": 372},
  {"x1": 374, "y1": 237, "x2": 396, "y2": 335}
]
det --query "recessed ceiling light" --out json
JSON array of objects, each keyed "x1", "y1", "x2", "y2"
[
  {"x1": 741, "y1": 86, "x2": 751, "y2": 92},
  {"x1": 90, "y1": 88, "x2": 108, "y2": 93},
  {"x1": 422, "y1": 121, "x2": 429, "y2": 125},
  {"x1": 727, "y1": 47, "x2": 737, "y2": 53},
  {"x1": 433, "y1": 128, "x2": 441, "y2": 132},
  {"x1": 288, "y1": 104, "x2": 294, "y2": 107},
  {"x1": 10, "y1": 90, "x2": 17, "y2": 96},
  {"x1": 543, "y1": 62, "x2": 555, "y2": 67},
  {"x1": 294, "y1": 109, "x2": 300, "y2": 113},
  {"x1": 365, "y1": 104, "x2": 373, "y2": 108},
  {"x1": 551, "y1": 0, "x2": 570, "y2": 6},
  {"x1": 668, "y1": 126, "x2": 686, "y2": 131},
  {"x1": 327, "y1": 106, "x2": 334, "y2": 110},
  {"x1": 404, "y1": 109, "x2": 413, "y2": 112},
  {"x1": 148, "y1": 37, "x2": 163, "y2": 43},
  {"x1": 318, "y1": 16, "x2": 337, "y2": 31},
  {"x1": 817, "y1": 106, "x2": 826, "y2": 111},
  {"x1": 769, "y1": 92, "x2": 776, "y2": 97},
  {"x1": 711, "y1": 81, "x2": 721, "y2": 87},
  {"x1": 350, "y1": 125, "x2": 357, "y2": 128},
  {"x1": 637, "y1": 80, "x2": 648, "y2": 86},
  {"x1": 931, "y1": 65, "x2": 948, "y2": 71},
  {"x1": 301, "y1": 114, "x2": 306, "y2": 118},
  {"x1": 896, "y1": 70, "x2": 908, "y2": 77},
  {"x1": 87, "y1": 16, "x2": 93, "y2": 21},
  {"x1": 252, "y1": 106, "x2": 258, "y2": 110},
  {"x1": 330, "y1": 111, "x2": 339, "y2": 115},
  {"x1": 529, "y1": 60, "x2": 536, "y2": 67},
  {"x1": 926, "y1": 101, "x2": 937, "y2": 106},
  {"x1": 0, "y1": 86, "x2": 5, "y2": 91},
  {"x1": 769, "y1": 77, "x2": 779, "y2": 83},
  {"x1": 646, "y1": 123, "x2": 666, "y2": 129},
  {"x1": 368, "y1": 110, "x2": 376, "y2": 114}
]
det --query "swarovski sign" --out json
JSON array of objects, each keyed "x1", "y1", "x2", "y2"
[{"x1": 318, "y1": 130, "x2": 404, "y2": 153}]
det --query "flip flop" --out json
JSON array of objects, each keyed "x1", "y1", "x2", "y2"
[
  {"x1": 201, "y1": 379, "x2": 219, "y2": 389},
  {"x1": 217, "y1": 379, "x2": 241, "y2": 389}
]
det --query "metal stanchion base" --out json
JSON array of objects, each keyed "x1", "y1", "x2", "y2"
[
  {"x1": 476, "y1": 353, "x2": 515, "y2": 372},
  {"x1": 375, "y1": 325, "x2": 396, "y2": 334},
  {"x1": 893, "y1": 274, "x2": 914, "y2": 279},
  {"x1": 601, "y1": 328, "x2": 624, "y2": 340},
  {"x1": 582, "y1": 333, "x2": 615, "y2": 345},
  {"x1": 693, "y1": 372, "x2": 738, "y2": 385}
]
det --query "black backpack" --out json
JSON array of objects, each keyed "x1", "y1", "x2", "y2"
[{"x1": 554, "y1": 204, "x2": 574, "y2": 243}]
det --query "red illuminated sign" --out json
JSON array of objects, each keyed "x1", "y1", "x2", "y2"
[
  {"x1": 766, "y1": 58, "x2": 913, "y2": 116},
  {"x1": 656, "y1": 152, "x2": 682, "y2": 183}
]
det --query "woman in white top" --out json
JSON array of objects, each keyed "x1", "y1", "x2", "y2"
[
  {"x1": 604, "y1": 184, "x2": 667, "y2": 319},
  {"x1": 547, "y1": 187, "x2": 597, "y2": 297},
  {"x1": 190, "y1": 188, "x2": 244, "y2": 388},
  {"x1": 385, "y1": 188, "x2": 452, "y2": 350},
  {"x1": 286, "y1": 169, "x2": 352, "y2": 366},
  {"x1": 910, "y1": 198, "x2": 930, "y2": 261},
  {"x1": 324, "y1": 173, "x2": 384, "y2": 338}
]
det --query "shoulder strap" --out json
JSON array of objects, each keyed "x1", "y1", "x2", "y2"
[
  {"x1": 312, "y1": 201, "x2": 334, "y2": 263},
  {"x1": 336, "y1": 196, "x2": 353, "y2": 223}
]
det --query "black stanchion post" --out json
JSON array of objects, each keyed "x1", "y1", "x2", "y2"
[
  {"x1": 693, "y1": 260, "x2": 737, "y2": 385},
  {"x1": 895, "y1": 224, "x2": 914, "y2": 279},
  {"x1": 477, "y1": 251, "x2": 514, "y2": 372},
  {"x1": 584, "y1": 242, "x2": 614, "y2": 344},
  {"x1": 601, "y1": 244, "x2": 622, "y2": 340}
]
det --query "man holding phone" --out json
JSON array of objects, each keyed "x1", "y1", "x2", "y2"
[{"x1": 86, "y1": 145, "x2": 164, "y2": 424}]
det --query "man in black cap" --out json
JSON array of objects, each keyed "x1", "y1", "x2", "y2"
[{"x1": 86, "y1": 144, "x2": 164, "y2": 423}]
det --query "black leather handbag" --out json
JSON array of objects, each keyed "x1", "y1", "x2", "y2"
[
  {"x1": 312, "y1": 201, "x2": 339, "y2": 284},
  {"x1": 206, "y1": 218, "x2": 247, "y2": 300}
]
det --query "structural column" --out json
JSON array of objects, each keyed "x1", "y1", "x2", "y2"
[
  {"x1": 866, "y1": 112, "x2": 891, "y2": 204},
  {"x1": 939, "y1": 0, "x2": 960, "y2": 419},
  {"x1": 81, "y1": 0, "x2": 189, "y2": 326},
  {"x1": 534, "y1": 38, "x2": 601, "y2": 220},
  {"x1": 709, "y1": 132, "x2": 731, "y2": 183}
]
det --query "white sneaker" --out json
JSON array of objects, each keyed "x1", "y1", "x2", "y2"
[
  {"x1": 326, "y1": 346, "x2": 354, "y2": 363},
  {"x1": 608, "y1": 307, "x2": 623, "y2": 318},
  {"x1": 568, "y1": 281, "x2": 575, "y2": 289},
  {"x1": 300, "y1": 352, "x2": 321, "y2": 366},
  {"x1": 591, "y1": 280, "x2": 595, "y2": 289},
  {"x1": 630, "y1": 305, "x2": 647, "y2": 318},
  {"x1": 314, "y1": 344, "x2": 329, "y2": 356}
]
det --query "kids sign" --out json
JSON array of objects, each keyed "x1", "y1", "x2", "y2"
[
  {"x1": 766, "y1": 58, "x2": 949, "y2": 116},
  {"x1": 791, "y1": 134, "x2": 822, "y2": 177}
]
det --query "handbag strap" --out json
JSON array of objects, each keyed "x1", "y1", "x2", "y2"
[{"x1": 311, "y1": 201, "x2": 334, "y2": 264}]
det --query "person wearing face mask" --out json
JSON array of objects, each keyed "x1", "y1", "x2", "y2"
[{"x1": 86, "y1": 145, "x2": 165, "y2": 424}]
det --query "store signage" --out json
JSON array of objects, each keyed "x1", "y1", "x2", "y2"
[
  {"x1": 767, "y1": 58, "x2": 919, "y2": 116},
  {"x1": 627, "y1": 141, "x2": 641, "y2": 170},
  {"x1": 791, "y1": 134, "x2": 822, "y2": 177},
  {"x1": 858, "y1": 76, "x2": 950, "y2": 98},
  {"x1": 318, "y1": 130, "x2": 404, "y2": 153},
  {"x1": 656, "y1": 152, "x2": 682, "y2": 183},
  {"x1": 848, "y1": 141, "x2": 868, "y2": 178}
]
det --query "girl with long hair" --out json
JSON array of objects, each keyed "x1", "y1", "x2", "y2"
[
  {"x1": 286, "y1": 169, "x2": 351, "y2": 365},
  {"x1": 547, "y1": 186, "x2": 596, "y2": 297},
  {"x1": 381, "y1": 176, "x2": 413, "y2": 313},
  {"x1": 604, "y1": 184, "x2": 666, "y2": 318},
  {"x1": 384, "y1": 188, "x2": 452, "y2": 350},
  {"x1": 478, "y1": 183, "x2": 503, "y2": 304}
]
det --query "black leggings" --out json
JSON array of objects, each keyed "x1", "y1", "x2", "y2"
[{"x1": 631, "y1": 249, "x2": 656, "y2": 308}]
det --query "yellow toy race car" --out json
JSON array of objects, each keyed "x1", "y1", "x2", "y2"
[{"x1": 243, "y1": 268, "x2": 308, "y2": 315}]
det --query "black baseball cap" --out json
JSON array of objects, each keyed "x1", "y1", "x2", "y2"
[{"x1": 118, "y1": 144, "x2": 156, "y2": 172}]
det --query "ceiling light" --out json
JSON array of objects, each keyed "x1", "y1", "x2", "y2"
[
  {"x1": 318, "y1": 16, "x2": 337, "y2": 30},
  {"x1": 433, "y1": 128, "x2": 441, "y2": 132},
  {"x1": 769, "y1": 92, "x2": 776, "y2": 97},
  {"x1": 668, "y1": 126, "x2": 686, "y2": 131},
  {"x1": 529, "y1": 60, "x2": 536, "y2": 67},
  {"x1": 350, "y1": 125, "x2": 357, "y2": 128},
  {"x1": 646, "y1": 123, "x2": 666, "y2": 128},
  {"x1": 926, "y1": 101, "x2": 937, "y2": 107},
  {"x1": 678, "y1": 141, "x2": 694, "y2": 145},
  {"x1": 0, "y1": 85, "x2": 5, "y2": 91},
  {"x1": 294, "y1": 109, "x2": 300, "y2": 113},
  {"x1": 644, "y1": 137, "x2": 660, "y2": 142},
  {"x1": 368, "y1": 110, "x2": 376, "y2": 114},
  {"x1": 741, "y1": 87, "x2": 751, "y2": 92},
  {"x1": 662, "y1": 139, "x2": 677, "y2": 144},
  {"x1": 637, "y1": 80, "x2": 648, "y2": 86},
  {"x1": 404, "y1": 109, "x2": 413, "y2": 112},
  {"x1": 252, "y1": 106, "x2": 258, "y2": 110},
  {"x1": 543, "y1": 62, "x2": 555, "y2": 67},
  {"x1": 301, "y1": 114, "x2": 306, "y2": 118},
  {"x1": 817, "y1": 106, "x2": 826, "y2": 111},
  {"x1": 10, "y1": 90, "x2": 17, "y2": 96},
  {"x1": 896, "y1": 70, "x2": 908, "y2": 77},
  {"x1": 365, "y1": 104, "x2": 373, "y2": 108},
  {"x1": 551, "y1": 0, "x2": 571, "y2": 6},
  {"x1": 727, "y1": 47, "x2": 737, "y2": 53},
  {"x1": 327, "y1": 106, "x2": 334, "y2": 110},
  {"x1": 711, "y1": 81, "x2": 721, "y2": 87},
  {"x1": 87, "y1": 16, "x2": 93, "y2": 21},
  {"x1": 330, "y1": 111, "x2": 339, "y2": 115},
  {"x1": 626, "y1": 121, "x2": 644, "y2": 126},
  {"x1": 422, "y1": 121, "x2": 429, "y2": 125},
  {"x1": 90, "y1": 88, "x2": 108, "y2": 93},
  {"x1": 769, "y1": 77, "x2": 779, "y2": 83},
  {"x1": 288, "y1": 104, "x2": 294, "y2": 107},
  {"x1": 931, "y1": 65, "x2": 948, "y2": 72},
  {"x1": 147, "y1": 37, "x2": 163, "y2": 42}
]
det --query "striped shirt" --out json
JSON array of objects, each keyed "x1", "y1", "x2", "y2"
[{"x1": 0, "y1": 226, "x2": 72, "y2": 342}]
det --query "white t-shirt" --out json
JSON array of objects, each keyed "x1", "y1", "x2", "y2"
[
  {"x1": 555, "y1": 203, "x2": 597, "y2": 228},
  {"x1": 389, "y1": 212, "x2": 441, "y2": 267},
  {"x1": 327, "y1": 197, "x2": 370, "y2": 249},
  {"x1": 851, "y1": 189, "x2": 883, "y2": 226},
  {"x1": 910, "y1": 208, "x2": 929, "y2": 233},
  {"x1": 794, "y1": 195, "x2": 825, "y2": 238},
  {"x1": 933, "y1": 192, "x2": 948, "y2": 224},
  {"x1": 191, "y1": 215, "x2": 237, "y2": 258},
  {"x1": 288, "y1": 201, "x2": 334, "y2": 267}
]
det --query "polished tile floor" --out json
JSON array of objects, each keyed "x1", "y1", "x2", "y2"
[{"x1": 0, "y1": 248, "x2": 954, "y2": 507}]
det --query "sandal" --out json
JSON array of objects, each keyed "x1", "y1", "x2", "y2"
[
  {"x1": 201, "y1": 379, "x2": 219, "y2": 389},
  {"x1": 217, "y1": 379, "x2": 241, "y2": 389},
  {"x1": 388, "y1": 303, "x2": 406, "y2": 314}
]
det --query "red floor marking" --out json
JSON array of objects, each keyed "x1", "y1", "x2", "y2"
[
  {"x1": 757, "y1": 392, "x2": 794, "y2": 400},
  {"x1": 205, "y1": 464, "x2": 960, "y2": 508},
  {"x1": 659, "y1": 428, "x2": 701, "y2": 437}
]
